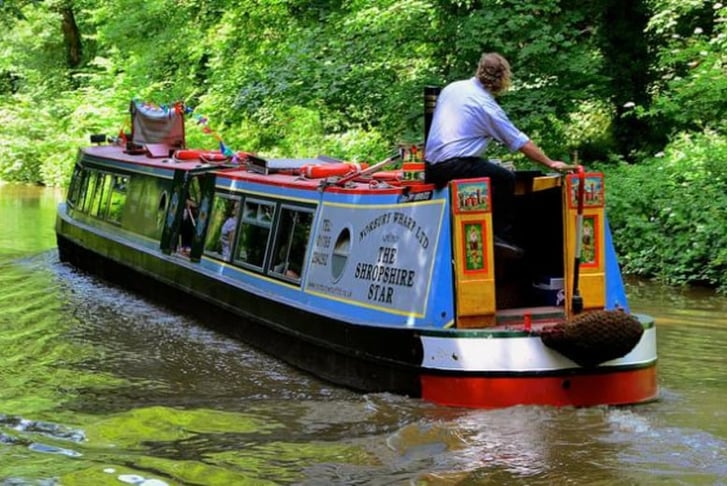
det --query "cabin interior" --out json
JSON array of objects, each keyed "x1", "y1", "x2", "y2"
[
  {"x1": 496, "y1": 170, "x2": 565, "y2": 311},
  {"x1": 448, "y1": 167, "x2": 572, "y2": 330}
]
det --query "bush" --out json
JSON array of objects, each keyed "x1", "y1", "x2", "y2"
[{"x1": 604, "y1": 130, "x2": 727, "y2": 291}]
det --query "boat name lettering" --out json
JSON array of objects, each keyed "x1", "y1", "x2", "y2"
[
  {"x1": 353, "y1": 245, "x2": 417, "y2": 303},
  {"x1": 354, "y1": 263, "x2": 415, "y2": 288},
  {"x1": 358, "y1": 212, "x2": 430, "y2": 249},
  {"x1": 358, "y1": 213, "x2": 392, "y2": 241},
  {"x1": 368, "y1": 284, "x2": 394, "y2": 303}
]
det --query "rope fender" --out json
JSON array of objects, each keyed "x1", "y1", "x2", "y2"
[{"x1": 539, "y1": 310, "x2": 645, "y2": 367}]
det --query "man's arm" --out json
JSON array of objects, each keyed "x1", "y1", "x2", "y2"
[{"x1": 519, "y1": 140, "x2": 570, "y2": 171}]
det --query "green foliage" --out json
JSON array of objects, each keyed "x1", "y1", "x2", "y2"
[
  {"x1": 639, "y1": 0, "x2": 727, "y2": 135},
  {"x1": 0, "y1": 0, "x2": 618, "y2": 180},
  {"x1": 224, "y1": 105, "x2": 390, "y2": 162},
  {"x1": 201, "y1": 0, "x2": 441, "y2": 154},
  {"x1": 565, "y1": 100, "x2": 618, "y2": 160},
  {"x1": 0, "y1": 0, "x2": 726, "y2": 291},
  {"x1": 0, "y1": 95, "x2": 69, "y2": 186},
  {"x1": 605, "y1": 130, "x2": 727, "y2": 291},
  {"x1": 0, "y1": 90, "x2": 122, "y2": 186},
  {"x1": 0, "y1": 4, "x2": 74, "y2": 94}
]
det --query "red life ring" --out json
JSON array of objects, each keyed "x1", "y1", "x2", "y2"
[
  {"x1": 373, "y1": 170, "x2": 402, "y2": 181},
  {"x1": 174, "y1": 149, "x2": 204, "y2": 160},
  {"x1": 174, "y1": 149, "x2": 229, "y2": 163},
  {"x1": 299, "y1": 162, "x2": 369, "y2": 179},
  {"x1": 200, "y1": 152, "x2": 229, "y2": 163}
]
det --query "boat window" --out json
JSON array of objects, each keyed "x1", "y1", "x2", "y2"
[
  {"x1": 269, "y1": 206, "x2": 313, "y2": 283},
  {"x1": 234, "y1": 199, "x2": 274, "y2": 270},
  {"x1": 157, "y1": 191, "x2": 168, "y2": 230},
  {"x1": 67, "y1": 164, "x2": 83, "y2": 207},
  {"x1": 76, "y1": 170, "x2": 89, "y2": 211},
  {"x1": 331, "y1": 227, "x2": 351, "y2": 282},
  {"x1": 203, "y1": 195, "x2": 240, "y2": 262},
  {"x1": 178, "y1": 175, "x2": 204, "y2": 254},
  {"x1": 107, "y1": 175, "x2": 129, "y2": 224},
  {"x1": 120, "y1": 175, "x2": 172, "y2": 239},
  {"x1": 158, "y1": 192, "x2": 168, "y2": 212},
  {"x1": 90, "y1": 173, "x2": 112, "y2": 218},
  {"x1": 81, "y1": 170, "x2": 99, "y2": 214},
  {"x1": 188, "y1": 176, "x2": 201, "y2": 206}
]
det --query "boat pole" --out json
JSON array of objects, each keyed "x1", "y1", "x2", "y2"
[
  {"x1": 571, "y1": 163, "x2": 586, "y2": 314},
  {"x1": 333, "y1": 152, "x2": 401, "y2": 187}
]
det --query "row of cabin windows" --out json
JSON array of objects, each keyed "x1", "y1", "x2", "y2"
[
  {"x1": 67, "y1": 165, "x2": 313, "y2": 285},
  {"x1": 67, "y1": 166, "x2": 128, "y2": 225},
  {"x1": 203, "y1": 194, "x2": 314, "y2": 284}
]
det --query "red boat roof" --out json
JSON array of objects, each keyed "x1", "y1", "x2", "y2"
[
  {"x1": 84, "y1": 145, "x2": 210, "y2": 172},
  {"x1": 83, "y1": 144, "x2": 436, "y2": 195}
]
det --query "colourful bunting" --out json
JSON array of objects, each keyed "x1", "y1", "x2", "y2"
[{"x1": 183, "y1": 104, "x2": 236, "y2": 156}]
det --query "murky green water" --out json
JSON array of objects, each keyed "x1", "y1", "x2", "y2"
[{"x1": 1, "y1": 183, "x2": 726, "y2": 485}]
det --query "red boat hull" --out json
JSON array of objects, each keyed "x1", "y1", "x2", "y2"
[{"x1": 421, "y1": 365, "x2": 658, "y2": 408}]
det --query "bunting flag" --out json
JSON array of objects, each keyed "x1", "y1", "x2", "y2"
[
  {"x1": 184, "y1": 105, "x2": 235, "y2": 157},
  {"x1": 118, "y1": 128, "x2": 127, "y2": 146}
]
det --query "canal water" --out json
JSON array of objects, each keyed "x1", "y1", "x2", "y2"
[{"x1": 1, "y1": 183, "x2": 726, "y2": 485}]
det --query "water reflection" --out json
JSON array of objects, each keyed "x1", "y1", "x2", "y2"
[
  {"x1": 54, "y1": 261, "x2": 353, "y2": 411},
  {"x1": 1, "y1": 184, "x2": 727, "y2": 485},
  {"x1": 0, "y1": 183, "x2": 63, "y2": 259}
]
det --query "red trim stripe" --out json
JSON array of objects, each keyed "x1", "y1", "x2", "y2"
[{"x1": 421, "y1": 365, "x2": 658, "y2": 408}]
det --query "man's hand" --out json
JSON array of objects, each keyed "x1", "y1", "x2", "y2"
[
  {"x1": 548, "y1": 161, "x2": 572, "y2": 172},
  {"x1": 519, "y1": 141, "x2": 573, "y2": 172}
]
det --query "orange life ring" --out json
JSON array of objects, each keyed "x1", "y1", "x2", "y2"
[
  {"x1": 373, "y1": 170, "x2": 402, "y2": 181},
  {"x1": 299, "y1": 162, "x2": 369, "y2": 179},
  {"x1": 174, "y1": 149, "x2": 205, "y2": 160},
  {"x1": 199, "y1": 152, "x2": 229, "y2": 163},
  {"x1": 174, "y1": 149, "x2": 229, "y2": 162}
]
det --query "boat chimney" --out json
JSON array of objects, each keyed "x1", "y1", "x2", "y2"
[{"x1": 423, "y1": 86, "x2": 441, "y2": 146}]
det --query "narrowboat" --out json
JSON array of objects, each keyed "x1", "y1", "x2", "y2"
[{"x1": 55, "y1": 99, "x2": 658, "y2": 408}]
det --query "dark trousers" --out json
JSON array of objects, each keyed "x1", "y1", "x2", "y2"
[{"x1": 425, "y1": 157, "x2": 516, "y2": 239}]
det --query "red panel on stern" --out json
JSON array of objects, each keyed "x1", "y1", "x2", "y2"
[{"x1": 420, "y1": 366, "x2": 658, "y2": 408}]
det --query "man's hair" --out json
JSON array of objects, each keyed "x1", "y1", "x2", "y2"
[{"x1": 475, "y1": 52, "x2": 512, "y2": 95}]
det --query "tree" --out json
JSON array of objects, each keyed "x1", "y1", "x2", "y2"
[
  {"x1": 59, "y1": 2, "x2": 82, "y2": 69},
  {"x1": 597, "y1": 0, "x2": 661, "y2": 160}
]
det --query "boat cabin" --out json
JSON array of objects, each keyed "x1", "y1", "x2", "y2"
[
  {"x1": 64, "y1": 153, "x2": 616, "y2": 331},
  {"x1": 62, "y1": 100, "x2": 621, "y2": 332}
]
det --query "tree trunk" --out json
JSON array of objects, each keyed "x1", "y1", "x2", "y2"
[{"x1": 60, "y1": 5, "x2": 82, "y2": 68}]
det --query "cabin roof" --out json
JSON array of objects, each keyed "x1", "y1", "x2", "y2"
[
  {"x1": 215, "y1": 167, "x2": 411, "y2": 194},
  {"x1": 84, "y1": 145, "x2": 208, "y2": 172},
  {"x1": 82, "y1": 144, "x2": 435, "y2": 195}
]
